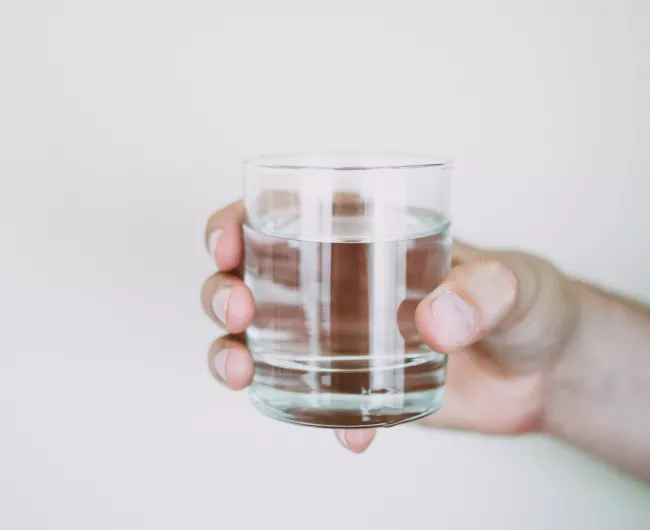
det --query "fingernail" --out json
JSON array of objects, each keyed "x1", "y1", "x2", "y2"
[
  {"x1": 335, "y1": 430, "x2": 349, "y2": 449},
  {"x1": 212, "y1": 287, "x2": 232, "y2": 324},
  {"x1": 430, "y1": 290, "x2": 476, "y2": 347},
  {"x1": 208, "y1": 229, "x2": 223, "y2": 267},
  {"x1": 213, "y1": 348, "x2": 232, "y2": 383}
]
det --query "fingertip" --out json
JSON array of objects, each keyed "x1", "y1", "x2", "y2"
[
  {"x1": 426, "y1": 289, "x2": 476, "y2": 351},
  {"x1": 415, "y1": 260, "x2": 518, "y2": 352},
  {"x1": 207, "y1": 229, "x2": 223, "y2": 265},
  {"x1": 205, "y1": 201, "x2": 245, "y2": 268},
  {"x1": 336, "y1": 429, "x2": 376, "y2": 453},
  {"x1": 213, "y1": 226, "x2": 244, "y2": 272},
  {"x1": 224, "y1": 284, "x2": 255, "y2": 334},
  {"x1": 224, "y1": 347, "x2": 255, "y2": 390},
  {"x1": 209, "y1": 340, "x2": 255, "y2": 391},
  {"x1": 414, "y1": 294, "x2": 458, "y2": 353}
]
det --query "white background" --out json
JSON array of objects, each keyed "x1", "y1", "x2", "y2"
[{"x1": 1, "y1": 0, "x2": 650, "y2": 529}]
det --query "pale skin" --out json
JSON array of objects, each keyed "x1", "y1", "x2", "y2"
[{"x1": 201, "y1": 201, "x2": 650, "y2": 482}]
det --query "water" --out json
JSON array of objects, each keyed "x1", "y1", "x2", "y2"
[{"x1": 244, "y1": 208, "x2": 451, "y2": 428}]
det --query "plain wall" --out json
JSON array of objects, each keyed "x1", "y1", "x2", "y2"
[{"x1": 1, "y1": 1, "x2": 649, "y2": 529}]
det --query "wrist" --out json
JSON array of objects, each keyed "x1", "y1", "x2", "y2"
[
  {"x1": 539, "y1": 280, "x2": 650, "y2": 480},
  {"x1": 539, "y1": 278, "x2": 591, "y2": 437}
]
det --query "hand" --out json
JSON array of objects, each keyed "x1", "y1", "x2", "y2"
[{"x1": 201, "y1": 201, "x2": 581, "y2": 453}]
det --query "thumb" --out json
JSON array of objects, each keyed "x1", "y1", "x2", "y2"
[
  {"x1": 414, "y1": 259, "x2": 518, "y2": 353},
  {"x1": 415, "y1": 246, "x2": 580, "y2": 373}
]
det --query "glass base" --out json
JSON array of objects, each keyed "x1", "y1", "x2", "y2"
[{"x1": 249, "y1": 384, "x2": 445, "y2": 429}]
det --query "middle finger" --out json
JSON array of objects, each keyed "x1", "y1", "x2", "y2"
[{"x1": 201, "y1": 272, "x2": 255, "y2": 334}]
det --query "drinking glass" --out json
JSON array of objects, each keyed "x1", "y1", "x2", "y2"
[{"x1": 243, "y1": 154, "x2": 452, "y2": 428}]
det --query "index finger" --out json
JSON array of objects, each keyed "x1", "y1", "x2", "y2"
[{"x1": 205, "y1": 200, "x2": 245, "y2": 273}]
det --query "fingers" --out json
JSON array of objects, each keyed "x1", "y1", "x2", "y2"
[
  {"x1": 208, "y1": 335, "x2": 255, "y2": 390},
  {"x1": 204, "y1": 201, "x2": 254, "y2": 392},
  {"x1": 335, "y1": 429, "x2": 376, "y2": 454},
  {"x1": 201, "y1": 272, "x2": 255, "y2": 334},
  {"x1": 415, "y1": 260, "x2": 518, "y2": 353},
  {"x1": 205, "y1": 200, "x2": 245, "y2": 273}
]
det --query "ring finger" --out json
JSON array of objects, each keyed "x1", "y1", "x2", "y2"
[{"x1": 201, "y1": 272, "x2": 255, "y2": 334}]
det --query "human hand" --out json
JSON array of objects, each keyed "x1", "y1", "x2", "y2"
[{"x1": 201, "y1": 201, "x2": 581, "y2": 452}]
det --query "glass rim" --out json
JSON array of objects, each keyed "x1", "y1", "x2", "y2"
[{"x1": 243, "y1": 153, "x2": 452, "y2": 172}]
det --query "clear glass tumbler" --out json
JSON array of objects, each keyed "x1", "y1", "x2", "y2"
[{"x1": 243, "y1": 154, "x2": 452, "y2": 429}]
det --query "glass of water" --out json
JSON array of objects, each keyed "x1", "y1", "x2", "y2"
[{"x1": 243, "y1": 154, "x2": 452, "y2": 429}]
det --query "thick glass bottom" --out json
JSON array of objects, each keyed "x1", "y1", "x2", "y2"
[{"x1": 249, "y1": 384, "x2": 445, "y2": 429}]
